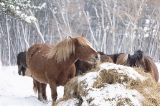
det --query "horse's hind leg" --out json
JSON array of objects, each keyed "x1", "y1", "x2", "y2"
[
  {"x1": 41, "y1": 83, "x2": 47, "y2": 101},
  {"x1": 33, "y1": 79, "x2": 47, "y2": 102}
]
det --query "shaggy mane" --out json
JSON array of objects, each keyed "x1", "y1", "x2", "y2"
[{"x1": 46, "y1": 36, "x2": 91, "y2": 63}]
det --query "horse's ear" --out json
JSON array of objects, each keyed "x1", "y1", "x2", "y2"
[
  {"x1": 69, "y1": 36, "x2": 74, "y2": 41},
  {"x1": 69, "y1": 36, "x2": 73, "y2": 39},
  {"x1": 81, "y1": 34, "x2": 85, "y2": 37},
  {"x1": 69, "y1": 36, "x2": 75, "y2": 42}
]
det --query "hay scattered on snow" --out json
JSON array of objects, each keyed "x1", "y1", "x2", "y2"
[{"x1": 56, "y1": 63, "x2": 160, "y2": 106}]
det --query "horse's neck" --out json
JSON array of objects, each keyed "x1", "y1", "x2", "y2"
[{"x1": 59, "y1": 54, "x2": 77, "y2": 69}]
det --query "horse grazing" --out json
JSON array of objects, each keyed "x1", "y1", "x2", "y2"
[
  {"x1": 75, "y1": 51, "x2": 113, "y2": 76},
  {"x1": 116, "y1": 50, "x2": 159, "y2": 82},
  {"x1": 17, "y1": 51, "x2": 27, "y2": 76},
  {"x1": 26, "y1": 35, "x2": 100, "y2": 105}
]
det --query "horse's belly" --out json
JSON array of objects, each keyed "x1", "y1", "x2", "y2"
[
  {"x1": 31, "y1": 69, "x2": 48, "y2": 84},
  {"x1": 32, "y1": 75, "x2": 48, "y2": 84}
]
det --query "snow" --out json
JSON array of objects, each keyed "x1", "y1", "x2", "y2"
[
  {"x1": 0, "y1": 63, "x2": 160, "y2": 106},
  {"x1": 84, "y1": 83, "x2": 143, "y2": 106},
  {"x1": 100, "y1": 63, "x2": 146, "y2": 81},
  {"x1": 0, "y1": 65, "x2": 63, "y2": 106},
  {"x1": 74, "y1": 63, "x2": 145, "y2": 106}
]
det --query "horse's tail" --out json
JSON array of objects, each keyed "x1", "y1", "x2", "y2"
[{"x1": 129, "y1": 50, "x2": 143, "y2": 66}]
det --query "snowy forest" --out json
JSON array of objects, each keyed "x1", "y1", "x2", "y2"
[{"x1": 1, "y1": 0, "x2": 160, "y2": 65}]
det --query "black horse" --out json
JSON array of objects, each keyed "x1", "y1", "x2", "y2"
[{"x1": 17, "y1": 51, "x2": 27, "y2": 76}]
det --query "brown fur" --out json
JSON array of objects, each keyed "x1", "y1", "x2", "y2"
[
  {"x1": 100, "y1": 54, "x2": 113, "y2": 63},
  {"x1": 32, "y1": 63, "x2": 75, "y2": 102},
  {"x1": 107, "y1": 53, "x2": 124, "y2": 63},
  {"x1": 26, "y1": 35, "x2": 100, "y2": 105},
  {"x1": 116, "y1": 51, "x2": 159, "y2": 82}
]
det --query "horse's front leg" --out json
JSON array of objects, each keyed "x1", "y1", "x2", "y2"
[{"x1": 48, "y1": 81, "x2": 57, "y2": 106}]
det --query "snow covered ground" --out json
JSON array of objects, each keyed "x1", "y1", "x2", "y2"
[
  {"x1": 0, "y1": 63, "x2": 160, "y2": 106},
  {"x1": 0, "y1": 65, "x2": 64, "y2": 106}
]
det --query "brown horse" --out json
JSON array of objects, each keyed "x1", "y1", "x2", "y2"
[
  {"x1": 17, "y1": 50, "x2": 75, "y2": 102},
  {"x1": 26, "y1": 35, "x2": 100, "y2": 105},
  {"x1": 32, "y1": 63, "x2": 75, "y2": 102},
  {"x1": 75, "y1": 51, "x2": 114, "y2": 76},
  {"x1": 116, "y1": 50, "x2": 159, "y2": 82}
]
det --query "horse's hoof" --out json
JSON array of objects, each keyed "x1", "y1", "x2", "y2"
[
  {"x1": 39, "y1": 98, "x2": 48, "y2": 103},
  {"x1": 52, "y1": 102, "x2": 56, "y2": 106}
]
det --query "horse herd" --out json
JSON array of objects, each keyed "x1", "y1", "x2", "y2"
[{"x1": 16, "y1": 35, "x2": 159, "y2": 106}]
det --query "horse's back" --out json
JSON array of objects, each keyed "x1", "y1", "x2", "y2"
[
  {"x1": 26, "y1": 43, "x2": 54, "y2": 83},
  {"x1": 100, "y1": 55, "x2": 113, "y2": 63},
  {"x1": 116, "y1": 54, "x2": 128, "y2": 65},
  {"x1": 108, "y1": 53, "x2": 124, "y2": 63},
  {"x1": 27, "y1": 43, "x2": 53, "y2": 58}
]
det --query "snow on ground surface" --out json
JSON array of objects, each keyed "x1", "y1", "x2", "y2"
[
  {"x1": 0, "y1": 65, "x2": 63, "y2": 106},
  {"x1": 0, "y1": 63, "x2": 160, "y2": 106}
]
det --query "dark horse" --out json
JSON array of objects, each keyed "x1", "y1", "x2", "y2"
[
  {"x1": 17, "y1": 51, "x2": 27, "y2": 76},
  {"x1": 26, "y1": 35, "x2": 100, "y2": 105},
  {"x1": 116, "y1": 50, "x2": 159, "y2": 82}
]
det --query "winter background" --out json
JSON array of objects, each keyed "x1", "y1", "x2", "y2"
[
  {"x1": 0, "y1": 62, "x2": 160, "y2": 106},
  {"x1": 1, "y1": 0, "x2": 160, "y2": 106}
]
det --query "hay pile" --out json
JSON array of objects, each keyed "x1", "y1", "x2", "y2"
[{"x1": 56, "y1": 63, "x2": 160, "y2": 106}]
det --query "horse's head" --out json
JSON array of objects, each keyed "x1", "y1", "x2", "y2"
[
  {"x1": 128, "y1": 50, "x2": 145, "y2": 68},
  {"x1": 70, "y1": 34, "x2": 100, "y2": 64}
]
